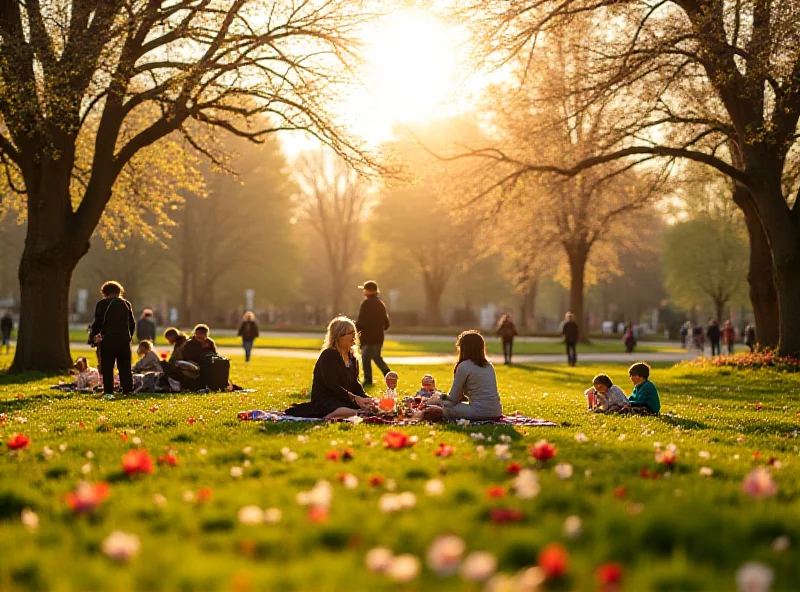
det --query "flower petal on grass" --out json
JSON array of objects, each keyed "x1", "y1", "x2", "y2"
[
  {"x1": 742, "y1": 467, "x2": 778, "y2": 498},
  {"x1": 122, "y1": 449, "x2": 154, "y2": 476},
  {"x1": 101, "y1": 531, "x2": 140, "y2": 562},
  {"x1": 460, "y1": 551, "x2": 497, "y2": 581},
  {"x1": 538, "y1": 543, "x2": 569, "y2": 579},
  {"x1": 426, "y1": 535, "x2": 465, "y2": 576},
  {"x1": 735, "y1": 562, "x2": 773, "y2": 592},
  {"x1": 6, "y1": 433, "x2": 30, "y2": 450},
  {"x1": 388, "y1": 554, "x2": 420, "y2": 582},
  {"x1": 529, "y1": 440, "x2": 557, "y2": 462}
]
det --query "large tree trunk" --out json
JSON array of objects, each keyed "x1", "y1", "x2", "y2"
[
  {"x1": 565, "y1": 242, "x2": 590, "y2": 344},
  {"x1": 423, "y1": 277, "x2": 445, "y2": 326},
  {"x1": 520, "y1": 279, "x2": 539, "y2": 330},
  {"x1": 714, "y1": 300, "x2": 725, "y2": 327},
  {"x1": 731, "y1": 185, "x2": 779, "y2": 347}
]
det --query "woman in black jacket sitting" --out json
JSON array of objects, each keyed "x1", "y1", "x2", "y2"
[{"x1": 285, "y1": 316, "x2": 376, "y2": 419}]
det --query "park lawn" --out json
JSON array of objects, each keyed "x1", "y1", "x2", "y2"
[
  {"x1": 66, "y1": 329, "x2": 679, "y2": 356},
  {"x1": 0, "y1": 355, "x2": 798, "y2": 591}
]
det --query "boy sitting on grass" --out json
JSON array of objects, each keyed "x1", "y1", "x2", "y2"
[
  {"x1": 627, "y1": 362, "x2": 661, "y2": 415},
  {"x1": 585, "y1": 374, "x2": 629, "y2": 413}
]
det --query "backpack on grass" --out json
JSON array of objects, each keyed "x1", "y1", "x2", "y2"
[{"x1": 201, "y1": 354, "x2": 230, "y2": 391}]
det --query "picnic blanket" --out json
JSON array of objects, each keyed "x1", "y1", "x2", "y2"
[
  {"x1": 240, "y1": 409, "x2": 556, "y2": 427},
  {"x1": 52, "y1": 383, "x2": 253, "y2": 394}
]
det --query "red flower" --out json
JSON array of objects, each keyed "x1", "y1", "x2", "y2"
[
  {"x1": 342, "y1": 448, "x2": 355, "y2": 461},
  {"x1": 6, "y1": 433, "x2": 29, "y2": 450},
  {"x1": 325, "y1": 450, "x2": 341, "y2": 461},
  {"x1": 368, "y1": 475, "x2": 385, "y2": 487},
  {"x1": 754, "y1": 402, "x2": 763, "y2": 411},
  {"x1": 187, "y1": 417, "x2": 196, "y2": 424},
  {"x1": 64, "y1": 482, "x2": 110, "y2": 514},
  {"x1": 753, "y1": 451, "x2": 761, "y2": 460},
  {"x1": 307, "y1": 506, "x2": 329, "y2": 523},
  {"x1": 529, "y1": 439, "x2": 557, "y2": 462},
  {"x1": 196, "y1": 488, "x2": 213, "y2": 503},
  {"x1": 639, "y1": 468, "x2": 651, "y2": 479},
  {"x1": 149, "y1": 405, "x2": 159, "y2": 413},
  {"x1": 120, "y1": 432, "x2": 129, "y2": 442},
  {"x1": 122, "y1": 449, "x2": 154, "y2": 476},
  {"x1": 435, "y1": 443, "x2": 453, "y2": 457},
  {"x1": 614, "y1": 487, "x2": 627, "y2": 499},
  {"x1": 486, "y1": 485, "x2": 507, "y2": 499},
  {"x1": 506, "y1": 462, "x2": 522, "y2": 476},
  {"x1": 538, "y1": 543, "x2": 569, "y2": 579},
  {"x1": 595, "y1": 562, "x2": 623, "y2": 586},
  {"x1": 489, "y1": 508, "x2": 524, "y2": 524},
  {"x1": 383, "y1": 431, "x2": 412, "y2": 449},
  {"x1": 158, "y1": 453, "x2": 178, "y2": 466}
]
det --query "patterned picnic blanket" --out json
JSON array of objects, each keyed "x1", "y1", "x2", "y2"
[{"x1": 240, "y1": 410, "x2": 556, "y2": 427}]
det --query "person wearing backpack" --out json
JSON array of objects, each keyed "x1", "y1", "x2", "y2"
[{"x1": 90, "y1": 281, "x2": 136, "y2": 398}]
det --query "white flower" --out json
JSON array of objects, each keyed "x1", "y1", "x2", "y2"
[
  {"x1": 515, "y1": 566, "x2": 547, "y2": 590},
  {"x1": 297, "y1": 435, "x2": 309, "y2": 443},
  {"x1": 42, "y1": 446, "x2": 54, "y2": 460},
  {"x1": 426, "y1": 535, "x2": 465, "y2": 575},
  {"x1": 563, "y1": 515, "x2": 582, "y2": 539},
  {"x1": 132, "y1": 437, "x2": 142, "y2": 446},
  {"x1": 460, "y1": 551, "x2": 497, "y2": 581},
  {"x1": 470, "y1": 433, "x2": 486, "y2": 441},
  {"x1": 365, "y1": 547, "x2": 394, "y2": 573},
  {"x1": 101, "y1": 531, "x2": 141, "y2": 563},
  {"x1": 574, "y1": 432, "x2": 588, "y2": 443},
  {"x1": 199, "y1": 448, "x2": 207, "y2": 455},
  {"x1": 425, "y1": 479, "x2": 445, "y2": 496},
  {"x1": 585, "y1": 469, "x2": 592, "y2": 478},
  {"x1": 484, "y1": 574, "x2": 515, "y2": 592},
  {"x1": 296, "y1": 480, "x2": 333, "y2": 509},
  {"x1": 242, "y1": 446, "x2": 252, "y2": 455},
  {"x1": 21, "y1": 508, "x2": 39, "y2": 532},
  {"x1": 342, "y1": 473, "x2": 359, "y2": 489},
  {"x1": 409, "y1": 453, "x2": 418, "y2": 461},
  {"x1": 456, "y1": 419, "x2": 470, "y2": 426},
  {"x1": 699, "y1": 467, "x2": 714, "y2": 477},
  {"x1": 699, "y1": 450, "x2": 711, "y2": 459},
  {"x1": 379, "y1": 492, "x2": 417, "y2": 512},
  {"x1": 281, "y1": 447, "x2": 299, "y2": 463},
  {"x1": 264, "y1": 508, "x2": 282, "y2": 524},
  {"x1": 346, "y1": 415, "x2": 363, "y2": 424},
  {"x1": 388, "y1": 554, "x2": 420, "y2": 582},
  {"x1": 499, "y1": 434, "x2": 511, "y2": 443},
  {"x1": 230, "y1": 466, "x2": 244, "y2": 478},
  {"x1": 554, "y1": 463, "x2": 573, "y2": 480},
  {"x1": 85, "y1": 451, "x2": 94, "y2": 459},
  {"x1": 182, "y1": 491, "x2": 196, "y2": 503},
  {"x1": 237, "y1": 505, "x2": 265, "y2": 525},
  {"x1": 617, "y1": 434, "x2": 626, "y2": 442},
  {"x1": 736, "y1": 562, "x2": 774, "y2": 592},
  {"x1": 330, "y1": 440, "x2": 338, "y2": 446},
  {"x1": 385, "y1": 478, "x2": 397, "y2": 492},
  {"x1": 771, "y1": 536, "x2": 789, "y2": 552},
  {"x1": 494, "y1": 444, "x2": 511, "y2": 461},
  {"x1": 152, "y1": 494, "x2": 168, "y2": 508},
  {"x1": 81, "y1": 463, "x2": 92, "y2": 475},
  {"x1": 58, "y1": 443, "x2": 68, "y2": 452},
  {"x1": 513, "y1": 469, "x2": 540, "y2": 499}
]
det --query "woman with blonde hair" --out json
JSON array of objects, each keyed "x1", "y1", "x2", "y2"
[
  {"x1": 285, "y1": 316, "x2": 376, "y2": 419},
  {"x1": 237, "y1": 311, "x2": 259, "y2": 362}
]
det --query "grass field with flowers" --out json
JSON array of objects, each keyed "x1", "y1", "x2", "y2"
[{"x1": 0, "y1": 354, "x2": 797, "y2": 591}]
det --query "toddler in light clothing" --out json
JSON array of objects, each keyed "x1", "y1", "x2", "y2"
[{"x1": 585, "y1": 373, "x2": 629, "y2": 413}]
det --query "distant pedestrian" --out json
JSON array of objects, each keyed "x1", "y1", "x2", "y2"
[
  {"x1": 356, "y1": 280, "x2": 391, "y2": 386},
  {"x1": 1, "y1": 311, "x2": 12, "y2": 354},
  {"x1": 680, "y1": 321, "x2": 690, "y2": 350},
  {"x1": 706, "y1": 319, "x2": 721, "y2": 356},
  {"x1": 496, "y1": 313, "x2": 518, "y2": 364},
  {"x1": 561, "y1": 312, "x2": 579, "y2": 367},
  {"x1": 722, "y1": 320, "x2": 736, "y2": 354},
  {"x1": 90, "y1": 281, "x2": 135, "y2": 398},
  {"x1": 623, "y1": 325, "x2": 637, "y2": 353},
  {"x1": 238, "y1": 311, "x2": 259, "y2": 362},
  {"x1": 692, "y1": 323, "x2": 704, "y2": 350},
  {"x1": 136, "y1": 309, "x2": 157, "y2": 344},
  {"x1": 745, "y1": 324, "x2": 756, "y2": 352}
]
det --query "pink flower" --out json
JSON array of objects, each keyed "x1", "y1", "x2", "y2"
[
  {"x1": 655, "y1": 443, "x2": 678, "y2": 466},
  {"x1": 122, "y1": 449, "x2": 154, "y2": 476},
  {"x1": 529, "y1": 440, "x2": 557, "y2": 462},
  {"x1": 157, "y1": 453, "x2": 178, "y2": 467},
  {"x1": 6, "y1": 433, "x2": 29, "y2": 450},
  {"x1": 538, "y1": 543, "x2": 569, "y2": 579},
  {"x1": 65, "y1": 482, "x2": 110, "y2": 514},
  {"x1": 489, "y1": 508, "x2": 524, "y2": 524},
  {"x1": 383, "y1": 431, "x2": 413, "y2": 449},
  {"x1": 742, "y1": 467, "x2": 778, "y2": 498},
  {"x1": 307, "y1": 506, "x2": 329, "y2": 523},
  {"x1": 435, "y1": 443, "x2": 454, "y2": 457}
]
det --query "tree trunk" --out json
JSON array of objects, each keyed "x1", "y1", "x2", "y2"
[
  {"x1": 731, "y1": 185, "x2": 779, "y2": 347},
  {"x1": 10, "y1": 250, "x2": 76, "y2": 373},
  {"x1": 520, "y1": 279, "x2": 539, "y2": 330},
  {"x1": 423, "y1": 279, "x2": 445, "y2": 326},
  {"x1": 714, "y1": 300, "x2": 725, "y2": 327},
  {"x1": 565, "y1": 242, "x2": 590, "y2": 344}
]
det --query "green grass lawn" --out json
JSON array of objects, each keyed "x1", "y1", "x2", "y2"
[
  {"x1": 67, "y1": 329, "x2": 680, "y2": 356},
  {"x1": 1, "y1": 353, "x2": 797, "y2": 591}
]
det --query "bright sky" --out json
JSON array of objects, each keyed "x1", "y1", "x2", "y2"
[{"x1": 279, "y1": 9, "x2": 470, "y2": 155}]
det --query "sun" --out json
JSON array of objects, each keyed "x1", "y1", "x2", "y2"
[{"x1": 343, "y1": 10, "x2": 464, "y2": 145}]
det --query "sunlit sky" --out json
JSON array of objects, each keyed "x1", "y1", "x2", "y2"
[{"x1": 279, "y1": 9, "x2": 471, "y2": 155}]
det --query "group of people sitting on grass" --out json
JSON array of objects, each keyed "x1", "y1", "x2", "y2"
[{"x1": 284, "y1": 315, "x2": 661, "y2": 421}]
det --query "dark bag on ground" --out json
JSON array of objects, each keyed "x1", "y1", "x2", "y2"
[{"x1": 201, "y1": 353, "x2": 230, "y2": 390}]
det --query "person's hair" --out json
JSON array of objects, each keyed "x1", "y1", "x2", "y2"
[
  {"x1": 140, "y1": 309, "x2": 153, "y2": 319},
  {"x1": 496, "y1": 314, "x2": 510, "y2": 328},
  {"x1": 137, "y1": 340, "x2": 153, "y2": 353},
  {"x1": 422, "y1": 373, "x2": 435, "y2": 385},
  {"x1": 422, "y1": 405, "x2": 444, "y2": 422},
  {"x1": 74, "y1": 356, "x2": 88, "y2": 371},
  {"x1": 565, "y1": 312, "x2": 573, "y2": 321},
  {"x1": 454, "y1": 330, "x2": 489, "y2": 372},
  {"x1": 193, "y1": 324, "x2": 210, "y2": 335},
  {"x1": 322, "y1": 316, "x2": 359, "y2": 353},
  {"x1": 164, "y1": 327, "x2": 182, "y2": 340},
  {"x1": 243, "y1": 311, "x2": 255, "y2": 322},
  {"x1": 628, "y1": 362, "x2": 651, "y2": 380},
  {"x1": 100, "y1": 281, "x2": 123, "y2": 297},
  {"x1": 592, "y1": 374, "x2": 613, "y2": 388}
]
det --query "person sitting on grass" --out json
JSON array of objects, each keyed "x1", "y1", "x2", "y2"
[
  {"x1": 181, "y1": 324, "x2": 217, "y2": 365},
  {"x1": 284, "y1": 316, "x2": 377, "y2": 420},
  {"x1": 416, "y1": 374, "x2": 440, "y2": 398},
  {"x1": 627, "y1": 362, "x2": 661, "y2": 415},
  {"x1": 73, "y1": 357, "x2": 101, "y2": 390},
  {"x1": 585, "y1": 373, "x2": 629, "y2": 413},
  {"x1": 133, "y1": 340, "x2": 163, "y2": 374}
]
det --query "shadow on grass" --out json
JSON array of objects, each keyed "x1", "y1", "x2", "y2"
[
  {"x1": 0, "y1": 369, "x2": 68, "y2": 386},
  {"x1": 660, "y1": 414, "x2": 710, "y2": 430}
]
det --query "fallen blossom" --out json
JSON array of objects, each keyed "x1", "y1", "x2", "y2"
[
  {"x1": 742, "y1": 467, "x2": 778, "y2": 498},
  {"x1": 699, "y1": 450, "x2": 711, "y2": 459},
  {"x1": 122, "y1": 449, "x2": 154, "y2": 477},
  {"x1": 101, "y1": 531, "x2": 141, "y2": 562},
  {"x1": 196, "y1": 488, "x2": 213, "y2": 503},
  {"x1": 595, "y1": 562, "x2": 623, "y2": 587},
  {"x1": 456, "y1": 419, "x2": 470, "y2": 427},
  {"x1": 237, "y1": 505, "x2": 265, "y2": 525},
  {"x1": 655, "y1": 443, "x2": 678, "y2": 467},
  {"x1": 339, "y1": 473, "x2": 359, "y2": 489},
  {"x1": 574, "y1": 432, "x2": 588, "y2": 443},
  {"x1": 554, "y1": 463, "x2": 573, "y2": 480},
  {"x1": 494, "y1": 444, "x2": 512, "y2": 461},
  {"x1": 538, "y1": 543, "x2": 569, "y2": 579},
  {"x1": 470, "y1": 432, "x2": 486, "y2": 441},
  {"x1": 513, "y1": 469, "x2": 540, "y2": 499},
  {"x1": 489, "y1": 508, "x2": 524, "y2": 524},
  {"x1": 426, "y1": 535, "x2": 465, "y2": 576},
  {"x1": 152, "y1": 494, "x2": 167, "y2": 508},
  {"x1": 506, "y1": 462, "x2": 522, "y2": 476},
  {"x1": 369, "y1": 475, "x2": 385, "y2": 487},
  {"x1": 735, "y1": 561, "x2": 774, "y2": 592},
  {"x1": 296, "y1": 480, "x2": 333, "y2": 509},
  {"x1": 563, "y1": 515, "x2": 582, "y2": 538},
  {"x1": 21, "y1": 508, "x2": 39, "y2": 532},
  {"x1": 700, "y1": 467, "x2": 714, "y2": 477},
  {"x1": 307, "y1": 505, "x2": 329, "y2": 523},
  {"x1": 158, "y1": 453, "x2": 178, "y2": 467},
  {"x1": 383, "y1": 430, "x2": 414, "y2": 449},
  {"x1": 6, "y1": 433, "x2": 30, "y2": 450},
  {"x1": 230, "y1": 466, "x2": 244, "y2": 478},
  {"x1": 85, "y1": 451, "x2": 95, "y2": 459},
  {"x1": 614, "y1": 487, "x2": 627, "y2": 499},
  {"x1": 425, "y1": 479, "x2": 445, "y2": 496},
  {"x1": 379, "y1": 492, "x2": 417, "y2": 512},
  {"x1": 81, "y1": 463, "x2": 92, "y2": 475},
  {"x1": 365, "y1": 547, "x2": 394, "y2": 573},
  {"x1": 486, "y1": 485, "x2": 507, "y2": 499},
  {"x1": 325, "y1": 450, "x2": 341, "y2": 461},
  {"x1": 460, "y1": 551, "x2": 497, "y2": 581},
  {"x1": 515, "y1": 567, "x2": 547, "y2": 590},
  {"x1": 264, "y1": 508, "x2": 282, "y2": 524},
  {"x1": 529, "y1": 440, "x2": 557, "y2": 462},
  {"x1": 59, "y1": 443, "x2": 68, "y2": 452},
  {"x1": 42, "y1": 446, "x2": 54, "y2": 460},
  {"x1": 388, "y1": 554, "x2": 420, "y2": 582},
  {"x1": 771, "y1": 536, "x2": 789, "y2": 552},
  {"x1": 435, "y1": 443, "x2": 454, "y2": 457},
  {"x1": 187, "y1": 417, "x2": 196, "y2": 424},
  {"x1": 281, "y1": 447, "x2": 299, "y2": 462},
  {"x1": 346, "y1": 415, "x2": 363, "y2": 424},
  {"x1": 65, "y1": 482, "x2": 110, "y2": 514}
]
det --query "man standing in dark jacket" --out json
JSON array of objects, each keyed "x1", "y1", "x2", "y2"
[
  {"x1": 706, "y1": 319, "x2": 721, "y2": 356},
  {"x1": 1, "y1": 311, "x2": 12, "y2": 354},
  {"x1": 90, "y1": 281, "x2": 136, "y2": 397},
  {"x1": 356, "y1": 280, "x2": 391, "y2": 385},
  {"x1": 561, "y1": 312, "x2": 579, "y2": 367}
]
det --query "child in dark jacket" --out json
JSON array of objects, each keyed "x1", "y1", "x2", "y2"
[{"x1": 627, "y1": 362, "x2": 661, "y2": 415}]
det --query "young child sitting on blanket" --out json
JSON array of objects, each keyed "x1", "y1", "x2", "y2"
[
  {"x1": 74, "y1": 357, "x2": 101, "y2": 390},
  {"x1": 384, "y1": 371, "x2": 399, "y2": 392},
  {"x1": 415, "y1": 374, "x2": 440, "y2": 398},
  {"x1": 585, "y1": 373, "x2": 629, "y2": 413},
  {"x1": 627, "y1": 362, "x2": 661, "y2": 415}
]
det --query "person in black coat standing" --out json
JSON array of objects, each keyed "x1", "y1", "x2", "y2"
[
  {"x1": 90, "y1": 281, "x2": 135, "y2": 397},
  {"x1": 1, "y1": 311, "x2": 12, "y2": 354},
  {"x1": 706, "y1": 319, "x2": 721, "y2": 356},
  {"x1": 237, "y1": 311, "x2": 259, "y2": 362},
  {"x1": 561, "y1": 312, "x2": 579, "y2": 367},
  {"x1": 356, "y1": 280, "x2": 391, "y2": 386},
  {"x1": 136, "y1": 309, "x2": 156, "y2": 344}
]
